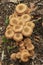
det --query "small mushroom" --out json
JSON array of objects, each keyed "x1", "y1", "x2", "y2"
[
  {"x1": 19, "y1": 41, "x2": 25, "y2": 51},
  {"x1": 6, "y1": 25, "x2": 13, "y2": 30},
  {"x1": 21, "y1": 14, "x2": 31, "y2": 22},
  {"x1": 26, "y1": 43, "x2": 34, "y2": 51},
  {"x1": 16, "y1": 52, "x2": 21, "y2": 59},
  {"x1": 24, "y1": 38, "x2": 34, "y2": 51},
  {"x1": 19, "y1": 41, "x2": 24, "y2": 47},
  {"x1": 19, "y1": 46, "x2": 25, "y2": 51},
  {"x1": 10, "y1": 53, "x2": 16, "y2": 60},
  {"x1": 13, "y1": 25, "x2": 23, "y2": 33},
  {"x1": 18, "y1": 20, "x2": 25, "y2": 26},
  {"x1": 22, "y1": 26, "x2": 33, "y2": 37},
  {"x1": 26, "y1": 22, "x2": 35, "y2": 29},
  {"x1": 16, "y1": 3, "x2": 28, "y2": 15},
  {"x1": 24, "y1": 38, "x2": 32, "y2": 45},
  {"x1": 9, "y1": 18, "x2": 19, "y2": 26},
  {"x1": 20, "y1": 50, "x2": 30, "y2": 62},
  {"x1": 5, "y1": 29, "x2": 14, "y2": 39},
  {"x1": 9, "y1": 12, "x2": 17, "y2": 20},
  {"x1": 13, "y1": 33, "x2": 23, "y2": 42}
]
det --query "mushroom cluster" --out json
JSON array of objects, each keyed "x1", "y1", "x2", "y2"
[
  {"x1": 10, "y1": 38, "x2": 35, "y2": 62},
  {"x1": 5, "y1": 3, "x2": 35, "y2": 42},
  {"x1": 5, "y1": 3, "x2": 35, "y2": 62}
]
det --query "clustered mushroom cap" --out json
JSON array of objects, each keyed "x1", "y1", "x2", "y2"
[
  {"x1": 5, "y1": 3, "x2": 35, "y2": 62},
  {"x1": 10, "y1": 53, "x2": 16, "y2": 60},
  {"x1": 16, "y1": 52, "x2": 21, "y2": 59},
  {"x1": 21, "y1": 14, "x2": 31, "y2": 22},
  {"x1": 26, "y1": 21, "x2": 35, "y2": 29},
  {"x1": 9, "y1": 18, "x2": 19, "y2": 26},
  {"x1": 5, "y1": 3, "x2": 35, "y2": 42},
  {"x1": 13, "y1": 33, "x2": 23, "y2": 42},
  {"x1": 15, "y1": 3, "x2": 28, "y2": 15},
  {"x1": 10, "y1": 38, "x2": 35, "y2": 62},
  {"x1": 13, "y1": 25, "x2": 23, "y2": 33},
  {"x1": 5, "y1": 29, "x2": 14, "y2": 39},
  {"x1": 22, "y1": 26, "x2": 33, "y2": 37}
]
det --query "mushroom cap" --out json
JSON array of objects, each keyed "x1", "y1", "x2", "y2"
[
  {"x1": 13, "y1": 25, "x2": 23, "y2": 33},
  {"x1": 6, "y1": 25, "x2": 13, "y2": 30},
  {"x1": 26, "y1": 22, "x2": 35, "y2": 29},
  {"x1": 5, "y1": 29, "x2": 14, "y2": 39},
  {"x1": 27, "y1": 43, "x2": 34, "y2": 51},
  {"x1": 21, "y1": 50, "x2": 30, "y2": 62},
  {"x1": 13, "y1": 33, "x2": 23, "y2": 42},
  {"x1": 22, "y1": 26, "x2": 33, "y2": 37},
  {"x1": 10, "y1": 53, "x2": 16, "y2": 60},
  {"x1": 24, "y1": 38, "x2": 32, "y2": 44},
  {"x1": 16, "y1": 3, "x2": 28, "y2": 14},
  {"x1": 19, "y1": 41, "x2": 24, "y2": 47},
  {"x1": 24, "y1": 38, "x2": 34, "y2": 50},
  {"x1": 9, "y1": 12, "x2": 17, "y2": 20},
  {"x1": 18, "y1": 20, "x2": 25, "y2": 26},
  {"x1": 9, "y1": 18, "x2": 19, "y2": 26},
  {"x1": 16, "y1": 52, "x2": 21, "y2": 59},
  {"x1": 21, "y1": 14, "x2": 31, "y2": 22}
]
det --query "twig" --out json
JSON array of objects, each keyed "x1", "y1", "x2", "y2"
[{"x1": 1, "y1": 50, "x2": 4, "y2": 61}]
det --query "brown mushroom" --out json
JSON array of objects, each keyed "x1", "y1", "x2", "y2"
[
  {"x1": 6, "y1": 25, "x2": 13, "y2": 30},
  {"x1": 10, "y1": 53, "x2": 16, "y2": 60},
  {"x1": 16, "y1": 3, "x2": 28, "y2": 15},
  {"x1": 26, "y1": 43, "x2": 34, "y2": 51},
  {"x1": 24, "y1": 38, "x2": 32, "y2": 45},
  {"x1": 13, "y1": 25, "x2": 23, "y2": 33},
  {"x1": 24, "y1": 38, "x2": 34, "y2": 50},
  {"x1": 9, "y1": 18, "x2": 19, "y2": 26},
  {"x1": 16, "y1": 52, "x2": 21, "y2": 59},
  {"x1": 21, "y1": 14, "x2": 31, "y2": 22},
  {"x1": 18, "y1": 20, "x2": 25, "y2": 26},
  {"x1": 22, "y1": 26, "x2": 33, "y2": 37},
  {"x1": 5, "y1": 29, "x2": 14, "y2": 39},
  {"x1": 13, "y1": 33, "x2": 23, "y2": 42},
  {"x1": 9, "y1": 12, "x2": 17, "y2": 20},
  {"x1": 26, "y1": 22, "x2": 35, "y2": 29},
  {"x1": 20, "y1": 50, "x2": 30, "y2": 62},
  {"x1": 19, "y1": 41, "x2": 24, "y2": 47}
]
